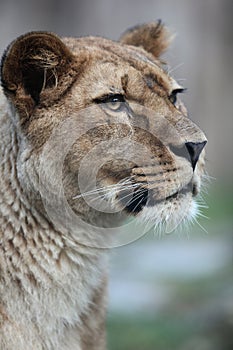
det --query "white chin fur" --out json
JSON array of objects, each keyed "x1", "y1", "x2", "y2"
[{"x1": 138, "y1": 194, "x2": 198, "y2": 234}]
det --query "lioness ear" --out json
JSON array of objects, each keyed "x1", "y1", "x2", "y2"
[
  {"x1": 120, "y1": 21, "x2": 172, "y2": 58},
  {"x1": 1, "y1": 31, "x2": 75, "y2": 114}
]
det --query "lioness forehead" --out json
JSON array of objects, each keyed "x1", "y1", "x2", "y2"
[{"x1": 63, "y1": 36, "x2": 178, "y2": 101}]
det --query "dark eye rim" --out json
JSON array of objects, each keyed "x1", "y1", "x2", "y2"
[
  {"x1": 169, "y1": 88, "x2": 186, "y2": 105},
  {"x1": 94, "y1": 93, "x2": 125, "y2": 105}
]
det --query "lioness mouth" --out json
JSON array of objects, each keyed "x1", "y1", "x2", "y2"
[
  {"x1": 118, "y1": 186, "x2": 149, "y2": 214},
  {"x1": 165, "y1": 182, "x2": 194, "y2": 200},
  {"x1": 117, "y1": 179, "x2": 195, "y2": 214}
]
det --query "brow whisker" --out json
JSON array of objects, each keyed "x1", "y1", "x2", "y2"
[{"x1": 167, "y1": 62, "x2": 184, "y2": 75}]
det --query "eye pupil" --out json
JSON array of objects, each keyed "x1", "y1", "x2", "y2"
[
  {"x1": 110, "y1": 98, "x2": 120, "y2": 106},
  {"x1": 106, "y1": 95, "x2": 124, "y2": 104}
]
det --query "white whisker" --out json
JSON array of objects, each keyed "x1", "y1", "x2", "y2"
[
  {"x1": 193, "y1": 216, "x2": 208, "y2": 234},
  {"x1": 73, "y1": 181, "x2": 140, "y2": 200},
  {"x1": 120, "y1": 188, "x2": 146, "y2": 206},
  {"x1": 202, "y1": 173, "x2": 216, "y2": 182},
  {"x1": 132, "y1": 197, "x2": 145, "y2": 213},
  {"x1": 196, "y1": 203, "x2": 209, "y2": 209},
  {"x1": 197, "y1": 212, "x2": 209, "y2": 220}
]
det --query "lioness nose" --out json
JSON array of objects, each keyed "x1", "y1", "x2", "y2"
[{"x1": 185, "y1": 141, "x2": 207, "y2": 170}]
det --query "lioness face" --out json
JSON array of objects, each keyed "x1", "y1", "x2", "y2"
[{"x1": 1, "y1": 23, "x2": 207, "y2": 239}]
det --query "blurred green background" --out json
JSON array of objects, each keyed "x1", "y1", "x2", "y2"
[{"x1": 0, "y1": 0, "x2": 232, "y2": 349}]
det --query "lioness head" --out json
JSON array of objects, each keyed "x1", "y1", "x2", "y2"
[{"x1": 1, "y1": 22, "x2": 207, "y2": 245}]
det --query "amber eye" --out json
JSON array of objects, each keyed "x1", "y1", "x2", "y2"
[
  {"x1": 95, "y1": 94, "x2": 126, "y2": 112},
  {"x1": 169, "y1": 88, "x2": 186, "y2": 106}
]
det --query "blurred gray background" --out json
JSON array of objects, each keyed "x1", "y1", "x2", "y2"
[{"x1": 0, "y1": 1, "x2": 232, "y2": 349}]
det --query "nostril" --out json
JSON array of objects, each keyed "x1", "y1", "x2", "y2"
[
  {"x1": 185, "y1": 141, "x2": 207, "y2": 170},
  {"x1": 169, "y1": 141, "x2": 207, "y2": 171}
]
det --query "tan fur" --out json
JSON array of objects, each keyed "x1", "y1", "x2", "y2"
[{"x1": 0, "y1": 22, "x2": 207, "y2": 349}]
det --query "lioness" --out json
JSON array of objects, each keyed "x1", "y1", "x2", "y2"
[{"x1": 0, "y1": 22, "x2": 207, "y2": 349}]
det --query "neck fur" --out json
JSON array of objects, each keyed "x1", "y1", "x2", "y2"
[{"x1": 0, "y1": 92, "x2": 107, "y2": 347}]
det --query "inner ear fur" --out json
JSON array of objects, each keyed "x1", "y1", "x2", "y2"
[
  {"x1": 120, "y1": 21, "x2": 172, "y2": 58},
  {"x1": 1, "y1": 31, "x2": 75, "y2": 110}
]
